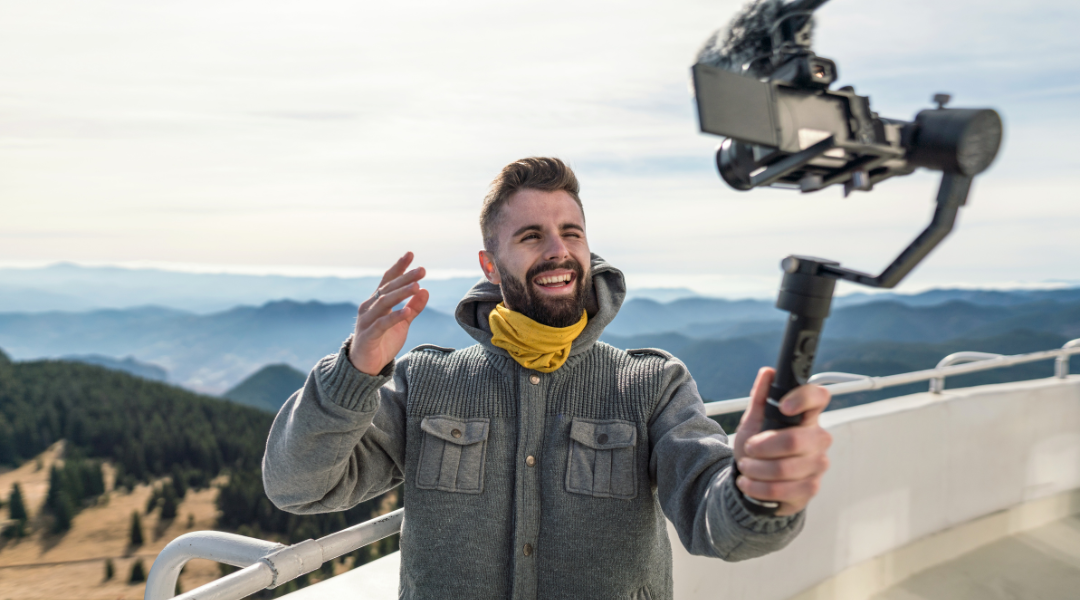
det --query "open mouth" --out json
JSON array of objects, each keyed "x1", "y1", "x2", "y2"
[{"x1": 532, "y1": 270, "x2": 576, "y2": 292}]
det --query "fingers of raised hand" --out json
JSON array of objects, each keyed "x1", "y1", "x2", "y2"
[
  {"x1": 361, "y1": 268, "x2": 425, "y2": 311},
  {"x1": 361, "y1": 289, "x2": 430, "y2": 337},
  {"x1": 379, "y1": 252, "x2": 414, "y2": 287},
  {"x1": 779, "y1": 384, "x2": 831, "y2": 421},
  {"x1": 402, "y1": 288, "x2": 430, "y2": 324},
  {"x1": 742, "y1": 425, "x2": 832, "y2": 460},
  {"x1": 737, "y1": 453, "x2": 829, "y2": 482},
  {"x1": 368, "y1": 280, "x2": 420, "y2": 314}
]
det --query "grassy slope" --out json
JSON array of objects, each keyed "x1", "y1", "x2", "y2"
[{"x1": 0, "y1": 443, "x2": 221, "y2": 600}]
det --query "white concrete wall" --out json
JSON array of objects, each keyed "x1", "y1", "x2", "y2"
[{"x1": 670, "y1": 376, "x2": 1080, "y2": 600}]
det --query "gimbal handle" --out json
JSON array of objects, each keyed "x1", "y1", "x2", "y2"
[{"x1": 739, "y1": 171, "x2": 974, "y2": 515}]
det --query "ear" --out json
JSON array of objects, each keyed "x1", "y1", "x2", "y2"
[{"x1": 478, "y1": 251, "x2": 501, "y2": 285}]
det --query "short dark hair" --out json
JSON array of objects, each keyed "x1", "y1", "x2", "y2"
[{"x1": 480, "y1": 157, "x2": 583, "y2": 254}]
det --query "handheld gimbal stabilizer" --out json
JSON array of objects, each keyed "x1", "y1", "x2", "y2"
[{"x1": 691, "y1": 0, "x2": 1003, "y2": 514}]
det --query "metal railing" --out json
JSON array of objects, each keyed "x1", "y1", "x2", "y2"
[
  {"x1": 147, "y1": 509, "x2": 402, "y2": 600},
  {"x1": 147, "y1": 338, "x2": 1080, "y2": 600},
  {"x1": 703, "y1": 337, "x2": 1080, "y2": 416}
]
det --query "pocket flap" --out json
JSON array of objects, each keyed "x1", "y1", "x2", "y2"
[
  {"x1": 569, "y1": 419, "x2": 636, "y2": 449},
  {"x1": 420, "y1": 415, "x2": 489, "y2": 445}
]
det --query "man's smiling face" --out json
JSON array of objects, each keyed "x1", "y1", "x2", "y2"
[{"x1": 479, "y1": 188, "x2": 592, "y2": 328}]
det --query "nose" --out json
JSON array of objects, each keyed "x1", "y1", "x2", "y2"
[{"x1": 543, "y1": 233, "x2": 570, "y2": 261}]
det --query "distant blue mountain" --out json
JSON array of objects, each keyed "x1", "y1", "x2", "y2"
[
  {"x1": 61, "y1": 354, "x2": 168, "y2": 382},
  {"x1": 606, "y1": 290, "x2": 1080, "y2": 341},
  {"x1": 0, "y1": 263, "x2": 479, "y2": 314},
  {"x1": 834, "y1": 286, "x2": 1080, "y2": 308},
  {"x1": 0, "y1": 300, "x2": 473, "y2": 394}
]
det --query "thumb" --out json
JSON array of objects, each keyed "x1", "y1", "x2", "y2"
[{"x1": 738, "y1": 367, "x2": 775, "y2": 446}]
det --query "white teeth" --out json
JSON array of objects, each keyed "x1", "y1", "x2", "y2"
[{"x1": 536, "y1": 274, "x2": 571, "y2": 285}]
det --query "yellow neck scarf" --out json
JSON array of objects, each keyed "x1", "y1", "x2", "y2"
[{"x1": 489, "y1": 303, "x2": 588, "y2": 373}]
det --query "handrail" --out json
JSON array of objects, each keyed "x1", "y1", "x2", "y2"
[
  {"x1": 155, "y1": 338, "x2": 1080, "y2": 600},
  {"x1": 929, "y1": 352, "x2": 1003, "y2": 393},
  {"x1": 146, "y1": 532, "x2": 284, "y2": 600},
  {"x1": 808, "y1": 372, "x2": 871, "y2": 385},
  {"x1": 147, "y1": 509, "x2": 403, "y2": 600},
  {"x1": 704, "y1": 337, "x2": 1080, "y2": 416}
]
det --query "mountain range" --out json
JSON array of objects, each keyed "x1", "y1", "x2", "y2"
[
  {"x1": 0, "y1": 264, "x2": 704, "y2": 315},
  {"x1": 0, "y1": 285, "x2": 1076, "y2": 401}
]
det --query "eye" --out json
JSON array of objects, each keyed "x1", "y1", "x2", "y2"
[{"x1": 521, "y1": 233, "x2": 540, "y2": 241}]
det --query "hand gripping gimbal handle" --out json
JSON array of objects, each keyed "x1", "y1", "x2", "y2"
[{"x1": 738, "y1": 256, "x2": 838, "y2": 515}]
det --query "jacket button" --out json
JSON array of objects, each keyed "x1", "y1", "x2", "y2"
[
  {"x1": 451, "y1": 429, "x2": 462, "y2": 438},
  {"x1": 529, "y1": 374, "x2": 540, "y2": 385},
  {"x1": 526, "y1": 455, "x2": 536, "y2": 467},
  {"x1": 523, "y1": 543, "x2": 533, "y2": 557},
  {"x1": 597, "y1": 433, "x2": 609, "y2": 444}
]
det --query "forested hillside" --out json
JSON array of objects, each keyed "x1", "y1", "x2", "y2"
[{"x1": 0, "y1": 349, "x2": 397, "y2": 552}]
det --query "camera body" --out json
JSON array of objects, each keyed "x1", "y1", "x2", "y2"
[{"x1": 692, "y1": 0, "x2": 1001, "y2": 195}]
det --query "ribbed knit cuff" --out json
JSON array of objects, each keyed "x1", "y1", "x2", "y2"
[
  {"x1": 315, "y1": 337, "x2": 395, "y2": 412},
  {"x1": 719, "y1": 470, "x2": 801, "y2": 535}
]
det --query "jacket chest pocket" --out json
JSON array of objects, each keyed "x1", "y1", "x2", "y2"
[
  {"x1": 565, "y1": 418, "x2": 638, "y2": 500},
  {"x1": 416, "y1": 415, "x2": 490, "y2": 494}
]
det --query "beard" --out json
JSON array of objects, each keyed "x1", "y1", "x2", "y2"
[{"x1": 498, "y1": 257, "x2": 591, "y2": 328}]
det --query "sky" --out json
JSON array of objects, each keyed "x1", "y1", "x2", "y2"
[{"x1": 2, "y1": 0, "x2": 1078, "y2": 298}]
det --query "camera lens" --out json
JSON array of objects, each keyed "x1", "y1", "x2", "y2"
[{"x1": 716, "y1": 139, "x2": 757, "y2": 191}]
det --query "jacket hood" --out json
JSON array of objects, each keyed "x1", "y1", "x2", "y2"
[{"x1": 455, "y1": 253, "x2": 626, "y2": 359}]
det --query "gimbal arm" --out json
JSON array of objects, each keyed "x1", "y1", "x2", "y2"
[{"x1": 739, "y1": 171, "x2": 973, "y2": 514}]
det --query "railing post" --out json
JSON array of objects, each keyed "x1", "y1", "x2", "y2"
[{"x1": 1057, "y1": 339, "x2": 1080, "y2": 379}]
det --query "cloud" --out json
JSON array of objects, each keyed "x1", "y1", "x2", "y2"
[{"x1": 0, "y1": 0, "x2": 1077, "y2": 293}]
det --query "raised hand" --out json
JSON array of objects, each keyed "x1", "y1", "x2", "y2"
[
  {"x1": 733, "y1": 367, "x2": 832, "y2": 516},
  {"x1": 348, "y1": 252, "x2": 430, "y2": 375}
]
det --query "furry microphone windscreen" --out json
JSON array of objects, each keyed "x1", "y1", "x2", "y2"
[{"x1": 696, "y1": 0, "x2": 813, "y2": 78}]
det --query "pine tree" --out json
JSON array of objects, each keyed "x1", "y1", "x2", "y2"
[
  {"x1": 49, "y1": 487, "x2": 76, "y2": 534},
  {"x1": 8, "y1": 482, "x2": 27, "y2": 537},
  {"x1": 145, "y1": 485, "x2": 160, "y2": 515},
  {"x1": 45, "y1": 465, "x2": 63, "y2": 514},
  {"x1": 160, "y1": 482, "x2": 179, "y2": 520},
  {"x1": 129, "y1": 511, "x2": 144, "y2": 547},
  {"x1": 128, "y1": 558, "x2": 146, "y2": 584},
  {"x1": 171, "y1": 464, "x2": 188, "y2": 499}
]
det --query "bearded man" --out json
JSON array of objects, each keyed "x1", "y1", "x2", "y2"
[{"x1": 263, "y1": 157, "x2": 832, "y2": 599}]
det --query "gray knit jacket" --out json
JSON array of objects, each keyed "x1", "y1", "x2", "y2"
[{"x1": 263, "y1": 255, "x2": 803, "y2": 600}]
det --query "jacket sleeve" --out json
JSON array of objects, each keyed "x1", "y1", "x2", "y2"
[
  {"x1": 648, "y1": 355, "x2": 804, "y2": 562},
  {"x1": 262, "y1": 340, "x2": 408, "y2": 514}
]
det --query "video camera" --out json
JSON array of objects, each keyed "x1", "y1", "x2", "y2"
[
  {"x1": 692, "y1": 0, "x2": 1001, "y2": 196},
  {"x1": 690, "y1": 0, "x2": 1003, "y2": 515}
]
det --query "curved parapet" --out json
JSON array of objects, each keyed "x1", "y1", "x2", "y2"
[{"x1": 671, "y1": 376, "x2": 1080, "y2": 599}]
